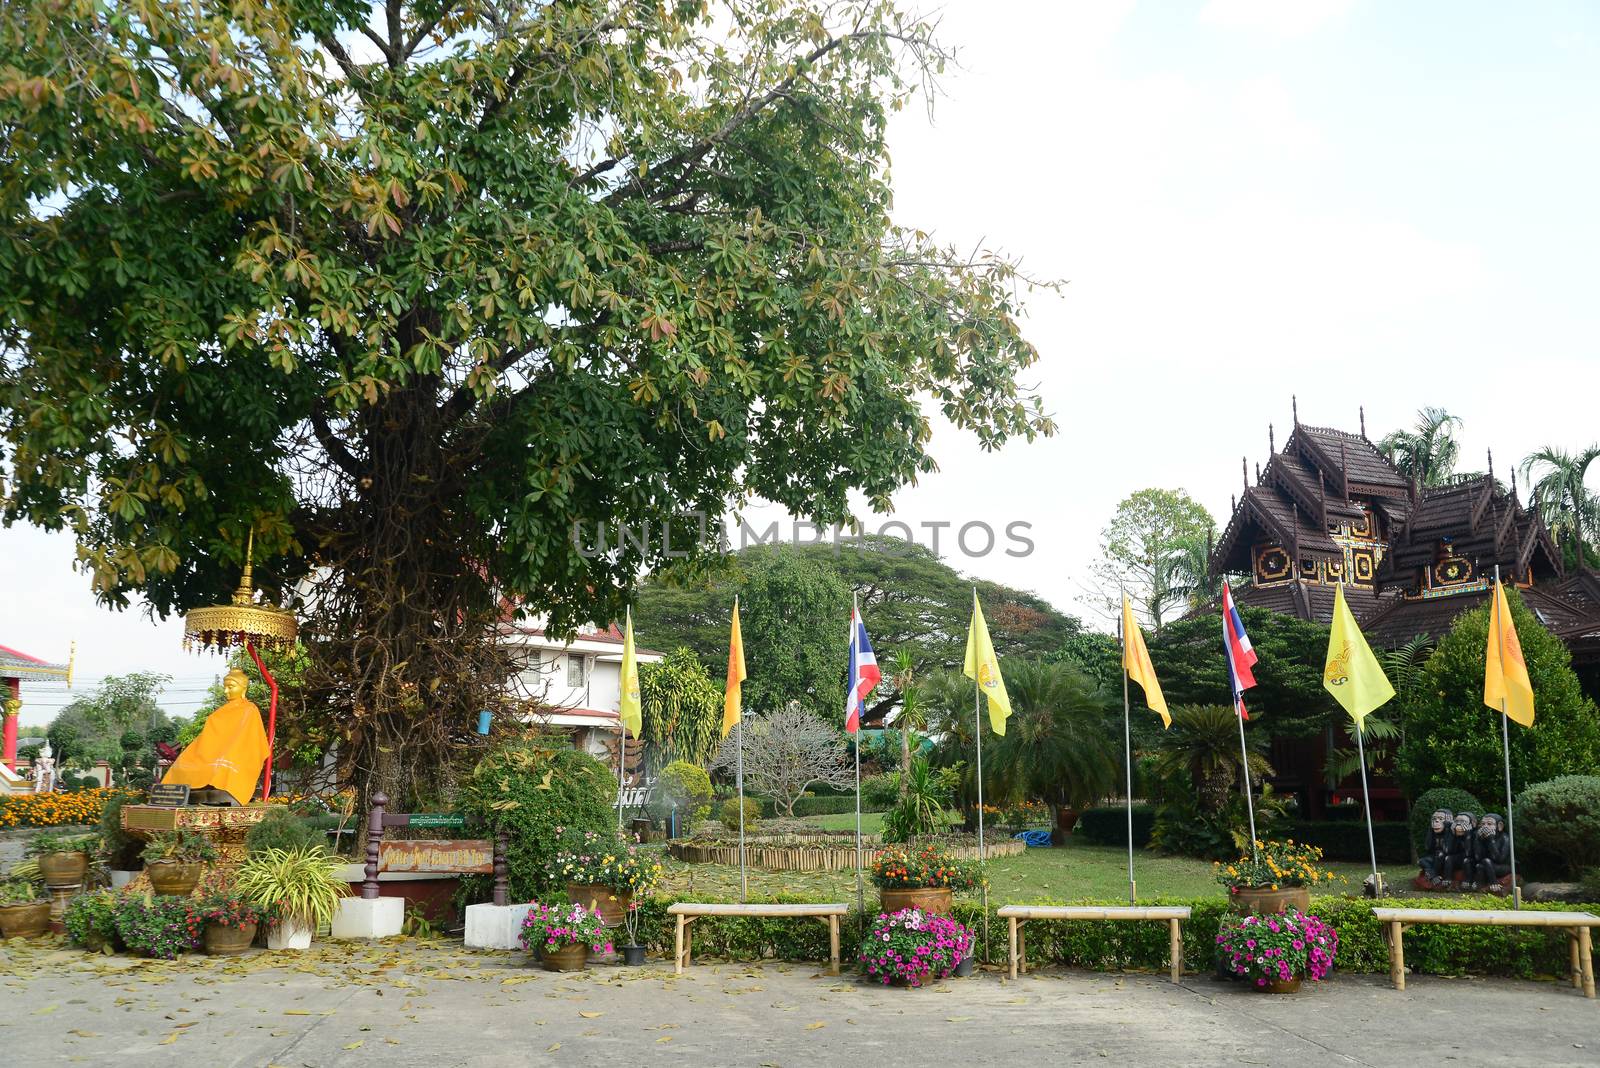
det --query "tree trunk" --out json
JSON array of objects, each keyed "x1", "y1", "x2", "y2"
[{"x1": 899, "y1": 728, "x2": 911, "y2": 794}]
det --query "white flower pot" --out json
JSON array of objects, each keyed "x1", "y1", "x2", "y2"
[
  {"x1": 268, "y1": 919, "x2": 314, "y2": 950},
  {"x1": 109, "y1": 870, "x2": 138, "y2": 890}
]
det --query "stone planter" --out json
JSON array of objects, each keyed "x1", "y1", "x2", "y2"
[
  {"x1": 1257, "y1": 975, "x2": 1303, "y2": 994},
  {"x1": 880, "y1": 887, "x2": 954, "y2": 915},
  {"x1": 566, "y1": 883, "x2": 632, "y2": 927},
  {"x1": 204, "y1": 921, "x2": 258, "y2": 956},
  {"x1": 0, "y1": 902, "x2": 51, "y2": 939},
  {"x1": 38, "y1": 852, "x2": 90, "y2": 887},
  {"x1": 146, "y1": 859, "x2": 202, "y2": 897},
  {"x1": 1227, "y1": 886, "x2": 1310, "y2": 916},
  {"x1": 540, "y1": 943, "x2": 590, "y2": 972},
  {"x1": 267, "y1": 918, "x2": 313, "y2": 950}
]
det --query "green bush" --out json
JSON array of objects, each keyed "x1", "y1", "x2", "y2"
[
  {"x1": 97, "y1": 791, "x2": 143, "y2": 869},
  {"x1": 64, "y1": 889, "x2": 119, "y2": 950},
  {"x1": 244, "y1": 810, "x2": 327, "y2": 855},
  {"x1": 719, "y1": 796, "x2": 761, "y2": 833},
  {"x1": 1581, "y1": 868, "x2": 1600, "y2": 901},
  {"x1": 1150, "y1": 785, "x2": 1290, "y2": 860},
  {"x1": 655, "y1": 760, "x2": 713, "y2": 824},
  {"x1": 459, "y1": 742, "x2": 616, "y2": 901},
  {"x1": 1290, "y1": 820, "x2": 1411, "y2": 864},
  {"x1": 753, "y1": 795, "x2": 871, "y2": 818},
  {"x1": 1515, "y1": 775, "x2": 1600, "y2": 877},
  {"x1": 861, "y1": 773, "x2": 899, "y2": 809},
  {"x1": 1077, "y1": 805, "x2": 1156, "y2": 848},
  {"x1": 1409, "y1": 787, "x2": 1483, "y2": 854},
  {"x1": 1397, "y1": 589, "x2": 1600, "y2": 801}
]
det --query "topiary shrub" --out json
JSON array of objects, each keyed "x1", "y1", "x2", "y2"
[
  {"x1": 1408, "y1": 787, "x2": 1483, "y2": 855},
  {"x1": 244, "y1": 810, "x2": 328, "y2": 855},
  {"x1": 459, "y1": 741, "x2": 615, "y2": 901},
  {"x1": 1515, "y1": 775, "x2": 1600, "y2": 877},
  {"x1": 655, "y1": 760, "x2": 713, "y2": 825},
  {"x1": 1397, "y1": 589, "x2": 1600, "y2": 801},
  {"x1": 861, "y1": 773, "x2": 900, "y2": 809},
  {"x1": 719, "y1": 796, "x2": 761, "y2": 833}
]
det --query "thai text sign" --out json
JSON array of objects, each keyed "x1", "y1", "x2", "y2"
[
  {"x1": 378, "y1": 839, "x2": 493, "y2": 874},
  {"x1": 407, "y1": 812, "x2": 466, "y2": 829}
]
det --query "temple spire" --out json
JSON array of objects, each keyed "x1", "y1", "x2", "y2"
[
  {"x1": 1268, "y1": 423, "x2": 1275, "y2": 455},
  {"x1": 1359, "y1": 406, "x2": 1367, "y2": 439},
  {"x1": 1243, "y1": 457, "x2": 1249, "y2": 494},
  {"x1": 1292, "y1": 394, "x2": 1299, "y2": 426},
  {"x1": 1487, "y1": 448, "x2": 1495, "y2": 484}
]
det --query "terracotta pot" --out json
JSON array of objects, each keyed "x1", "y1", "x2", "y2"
[
  {"x1": 540, "y1": 942, "x2": 590, "y2": 972},
  {"x1": 880, "y1": 887, "x2": 954, "y2": 915},
  {"x1": 146, "y1": 860, "x2": 203, "y2": 897},
  {"x1": 0, "y1": 902, "x2": 52, "y2": 939},
  {"x1": 1228, "y1": 886, "x2": 1310, "y2": 916},
  {"x1": 38, "y1": 852, "x2": 90, "y2": 887},
  {"x1": 204, "y1": 921, "x2": 258, "y2": 956},
  {"x1": 1257, "y1": 975, "x2": 1303, "y2": 994},
  {"x1": 1054, "y1": 806, "x2": 1081, "y2": 835},
  {"x1": 566, "y1": 883, "x2": 631, "y2": 927}
]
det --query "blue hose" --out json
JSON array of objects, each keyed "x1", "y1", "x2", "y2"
[{"x1": 1015, "y1": 829, "x2": 1052, "y2": 848}]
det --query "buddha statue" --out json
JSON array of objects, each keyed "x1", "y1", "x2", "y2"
[{"x1": 162, "y1": 669, "x2": 268, "y2": 805}]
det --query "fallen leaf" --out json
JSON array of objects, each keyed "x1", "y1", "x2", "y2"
[
  {"x1": 805, "y1": 1022, "x2": 826, "y2": 1030},
  {"x1": 578, "y1": 1011, "x2": 603, "y2": 1019},
  {"x1": 546, "y1": 1042, "x2": 561, "y2": 1052},
  {"x1": 656, "y1": 1036, "x2": 673, "y2": 1043},
  {"x1": 344, "y1": 1041, "x2": 364, "y2": 1050},
  {"x1": 158, "y1": 1033, "x2": 179, "y2": 1045},
  {"x1": 69, "y1": 1030, "x2": 99, "y2": 1038}
]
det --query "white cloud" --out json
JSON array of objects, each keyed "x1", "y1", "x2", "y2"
[{"x1": 1198, "y1": 0, "x2": 1356, "y2": 38}]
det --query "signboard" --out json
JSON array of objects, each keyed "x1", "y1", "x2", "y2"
[
  {"x1": 407, "y1": 812, "x2": 467, "y2": 829},
  {"x1": 147, "y1": 784, "x2": 191, "y2": 808},
  {"x1": 378, "y1": 839, "x2": 493, "y2": 875}
]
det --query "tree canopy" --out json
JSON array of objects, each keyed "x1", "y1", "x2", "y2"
[
  {"x1": 44, "y1": 671, "x2": 175, "y2": 782},
  {"x1": 0, "y1": 0, "x2": 1052, "y2": 799},
  {"x1": 1088, "y1": 488, "x2": 1216, "y2": 633}
]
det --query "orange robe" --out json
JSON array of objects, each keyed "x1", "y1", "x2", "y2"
[{"x1": 162, "y1": 698, "x2": 268, "y2": 805}]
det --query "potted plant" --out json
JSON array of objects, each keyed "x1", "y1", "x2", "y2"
[
  {"x1": 870, "y1": 844, "x2": 981, "y2": 915},
  {"x1": 519, "y1": 900, "x2": 613, "y2": 972},
  {"x1": 232, "y1": 846, "x2": 348, "y2": 950},
  {"x1": 99, "y1": 792, "x2": 144, "y2": 886},
  {"x1": 1215, "y1": 839, "x2": 1333, "y2": 916},
  {"x1": 620, "y1": 902, "x2": 647, "y2": 966},
  {"x1": 112, "y1": 893, "x2": 204, "y2": 959},
  {"x1": 197, "y1": 894, "x2": 269, "y2": 956},
  {"x1": 857, "y1": 908, "x2": 973, "y2": 987},
  {"x1": 141, "y1": 829, "x2": 220, "y2": 896},
  {"x1": 0, "y1": 880, "x2": 51, "y2": 939},
  {"x1": 550, "y1": 826, "x2": 661, "y2": 928},
  {"x1": 64, "y1": 889, "x2": 121, "y2": 953},
  {"x1": 1215, "y1": 908, "x2": 1339, "y2": 993},
  {"x1": 27, "y1": 832, "x2": 94, "y2": 888}
]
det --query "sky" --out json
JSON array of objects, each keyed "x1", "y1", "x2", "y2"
[{"x1": 3, "y1": 0, "x2": 1598, "y2": 725}]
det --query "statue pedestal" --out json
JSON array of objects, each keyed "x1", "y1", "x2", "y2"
[
  {"x1": 464, "y1": 902, "x2": 534, "y2": 950},
  {"x1": 332, "y1": 897, "x2": 404, "y2": 940},
  {"x1": 119, "y1": 805, "x2": 276, "y2": 892}
]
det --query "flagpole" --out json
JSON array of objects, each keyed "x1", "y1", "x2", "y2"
[
  {"x1": 973, "y1": 588, "x2": 989, "y2": 966},
  {"x1": 737, "y1": 717, "x2": 748, "y2": 902},
  {"x1": 852, "y1": 594, "x2": 864, "y2": 921},
  {"x1": 617, "y1": 727, "x2": 626, "y2": 830},
  {"x1": 1493, "y1": 567, "x2": 1521, "y2": 909},
  {"x1": 1353, "y1": 724, "x2": 1381, "y2": 895},
  {"x1": 1118, "y1": 592, "x2": 1135, "y2": 905},
  {"x1": 1225, "y1": 590, "x2": 1259, "y2": 859}
]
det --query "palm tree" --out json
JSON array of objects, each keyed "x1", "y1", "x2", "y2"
[
  {"x1": 1521, "y1": 444, "x2": 1600, "y2": 567},
  {"x1": 888, "y1": 648, "x2": 930, "y2": 793},
  {"x1": 1149, "y1": 705, "x2": 1272, "y2": 814},
  {"x1": 987, "y1": 660, "x2": 1119, "y2": 812},
  {"x1": 1377, "y1": 407, "x2": 1462, "y2": 487},
  {"x1": 1163, "y1": 530, "x2": 1223, "y2": 614}
]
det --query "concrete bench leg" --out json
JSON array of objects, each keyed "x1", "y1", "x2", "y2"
[
  {"x1": 1008, "y1": 917, "x2": 1019, "y2": 980},
  {"x1": 1169, "y1": 918, "x2": 1182, "y2": 983},
  {"x1": 1580, "y1": 927, "x2": 1595, "y2": 999}
]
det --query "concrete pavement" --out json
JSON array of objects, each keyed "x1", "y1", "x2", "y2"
[{"x1": 0, "y1": 939, "x2": 1594, "y2": 1067}]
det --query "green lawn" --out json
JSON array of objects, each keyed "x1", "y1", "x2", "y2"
[{"x1": 653, "y1": 830, "x2": 1417, "y2": 904}]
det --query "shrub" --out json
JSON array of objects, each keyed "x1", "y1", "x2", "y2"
[
  {"x1": 655, "y1": 760, "x2": 713, "y2": 824},
  {"x1": 64, "y1": 889, "x2": 119, "y2": 950},
  {"x1": 547, "y1": 827, "x2": 661, "y2": 896},
  {"x1": 881, "y1": 757, "x2": 949, "y2": 843},
  {"x1": 1078, "y1": 804, "x2": 1156, "y2": 847},
  {"x1": 244, "y1": 810, "x2": 328, "y2": 855},
  {"x1": 1289, "y1": 820, "x2": 1410, "y2": 864},
  {"x1": 1215, "y1": 909, "x2": 1337, "y2": 987},
  {"x1": 97, "y1": 791, "x2": 143, "y2": 868},
  {"x1": 1515, "y1": 775, "x2": 1600, "y2": 877},
  {"x1": 1214, "y1": 839, "x2": 1334, "y2": 893},
  {"x1": 25, "y1": 831, "x2": 93, "y2": 856},
  {"x1": 869, "y1": 844, "x2": 981, "y2": 891},
  {"x1": 857, "y1": 908, "x2": 972, "y2": 987},
  {"x1": 0, "y1": 880, "x2": 41, "y2": 905},
  {"x1": 1409, "y1": 787, "x2": 1483, "y2": 854},
  {"x1": 141, "y1": 828, "x2": 219, "y2": 865},
  {"x1": 861, "y1": 773, "x2": 899, "y2": 809},
  {"x1": 719, "y1": 796, "x2": 761, "y2": 833},
  {"x1": 1581, "y1": 868, "x2": 1600, "y2": 901},
  {"x1": 1151, "y1": 785, "x2": 1290, "y2": 860},
  {"x1": 113, "y1": 894, "x2": 202, "y2": 959},
  {"x1": 458, "y1": 742, "x2": 616, "y2": 901},
  {"x1": 1397, "y1": 589, "x2": 1600, "y2": 801},
  {"x1": 232, "y1": 848, "x2": 348, "y2": 928}
]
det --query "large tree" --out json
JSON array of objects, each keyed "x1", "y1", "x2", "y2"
[
  {"x1": 1520, "y1": 444, "x2": 1600, "y2": 568},
  {"x1": 1087, "y1": 488, "x2": 1216, "y2": 633},
  {"x1": 0, "y1": 0, "x2": 1051, "y2": 801}
]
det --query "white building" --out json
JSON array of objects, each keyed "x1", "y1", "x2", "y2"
[{"x1": 499, "y1": 619, "x2": 664, "y2": 774}]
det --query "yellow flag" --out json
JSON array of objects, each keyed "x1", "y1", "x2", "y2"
[
  {"x1": 722, "y1": 599, "x2": 747, "y2": 737},
  {"x1": 963, "y1": 591, "x2": 1011, "y2": 735},
  {"x1": 1323, "y1": 584, "x2": 1394, "y2": 732},
  {"x1": 1484, "y1": 580, "x2": 1535, "y2": 727},
  {"x1": 1121, "y1": 594, "x2": 1170, "y2": 728},
  {"x1": 619, "y1": 608, "x2": 642, "y2": 739}
]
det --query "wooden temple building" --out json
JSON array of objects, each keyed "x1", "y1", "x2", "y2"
[{"x1": 1207, "y1": 409, "x2": 1600, "y2": 817}]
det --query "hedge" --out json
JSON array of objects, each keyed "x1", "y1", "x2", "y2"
[
  {"x1": 624, "y1": 893, "x2": 1597, "y2": 982},
  {"x1": 1290, "y1": 820, "x2": 1411, "y2": 865},
  {"x1": 1076, "y1": 805, "x2": 1155, "y2": 847},
  {"x1": 755, "y1": 795, "x2": 887, "y2": 818}
]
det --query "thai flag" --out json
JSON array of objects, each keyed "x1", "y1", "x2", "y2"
[
  {"x1": 845, "y1": 606, "x2": 881, "y2": 734},
  {"x1": 1221, "y1": 583, "x2": 1258, "y2": 720}
]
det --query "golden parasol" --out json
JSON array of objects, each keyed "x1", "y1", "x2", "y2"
[{"x1": 182, "y1": 530, "x2": 297, "y2": 798}]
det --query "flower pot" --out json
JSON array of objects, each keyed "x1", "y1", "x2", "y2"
[
  {"x1": 540, "y1": 943, "x2": 590, "y2": 972},
  {"x1": 204, "y1": 921, "x2": 258, "y2": 956},
  {"x1": 622, "y1": 944, "x2": 647, "y2": 966},
  {"x1": 880, "y1": 887, "x2": 954, "y2": 915},
  {"x1": 1228, "y1": 886, "x2": 1310, "y2": 917},
  {"x1": 38, "y1": 852, "x2": 90, "y2": 888},
  {"x1": 566, "y1": 883, "x2": 632, "y2": 927},
  {"x1": 0, "y1": 902, "x2": 52, "y2": 939},
  {"x1": 109, "y1": 870, "x2": 139, "y2": 890},
  {"x1": 267, "y1": 918, "x2": 313, "y2": 950},
  {"x1": 146, "y1": 860, "x2": 203, "y2": 897},
  {"x1": 1257, "y1": 975, "x2": 1303, "y2": 994},
  {"x1": 953, "y1": 954, "x2": 975, "y2": 977}
]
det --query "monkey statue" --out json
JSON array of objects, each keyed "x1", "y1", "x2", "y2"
[
  {"x1": 1444, "y1": 811, "x2": 1476, "y2": 889},
  {"x1": 1416, "y1": 809, "x2": 1454, "y2": 890},
  {"x1": 1474, "y1": 813, "x2": 1513, "y2": 895}
]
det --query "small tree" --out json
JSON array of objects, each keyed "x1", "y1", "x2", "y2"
[
  {"x1": 1088, "y1": 488, "x2": 1216, "y2": 633},
  {"x1": 639, "y1": 649, "x2": 722, "y2": 774},
  {"x1": 711, "y1": 704, "x2": 852, "y2": 817}
]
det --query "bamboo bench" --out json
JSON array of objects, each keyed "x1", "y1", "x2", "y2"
[
  {"x1": 996, "y1": 905, "x2": 1192, "y2": 982},
  {"x1": 666, "y1": 902, "x2": 850, "y2": 976},
  {"x1": 1372, "y1": 907, "x2": 1600, "y2": 998}
]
